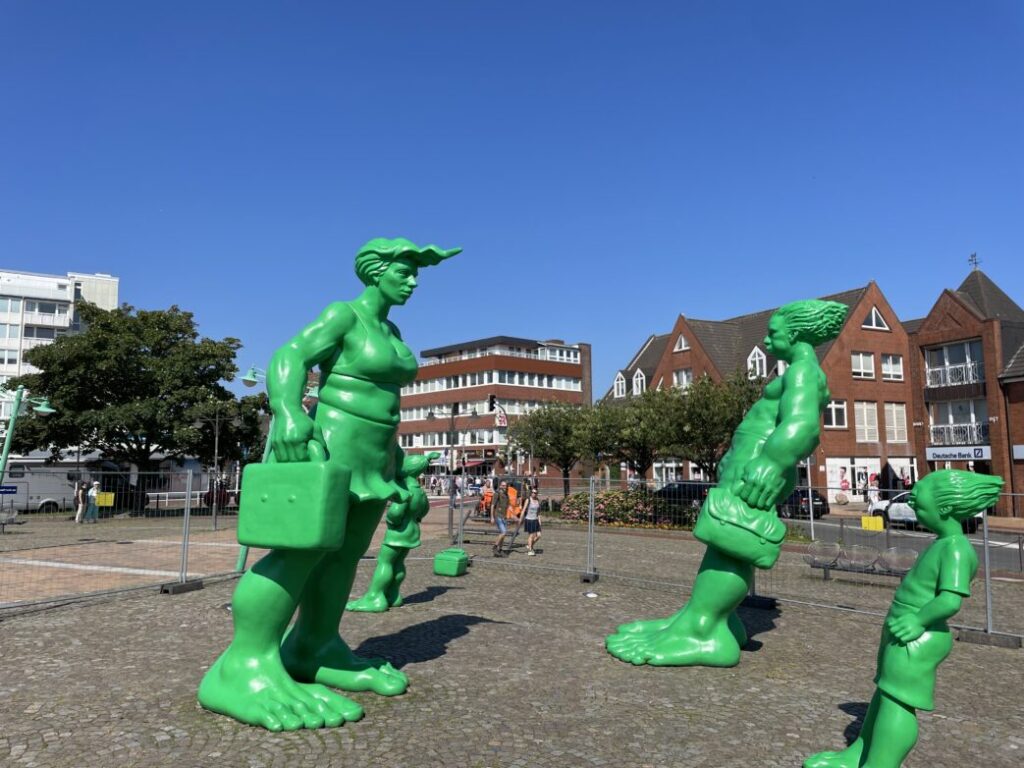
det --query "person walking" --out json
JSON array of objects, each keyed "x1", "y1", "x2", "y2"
[
  {"x1": 74, "y1": 481, "x2": 88, "y2": 524},
  {"x1": 85, "y1": 481, "x2": 100, "y2": 523},
  {"x1": 523, "y1": 488, "x2": 542, "y2": 555},
  {"x1": 491, "y1": 480, "x2": 510, "y2": 556}
]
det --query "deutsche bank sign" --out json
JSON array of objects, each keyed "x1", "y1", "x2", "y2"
[{"x1": 925, "y1": 446, "x2": 992, "y2": 461}]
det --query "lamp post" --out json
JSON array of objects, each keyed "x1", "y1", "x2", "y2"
[
  {"x1": 193, "y1": 401, "x2": 242, "y2": 532},
  {"x1": 0, "y1": 385, "x2": 56, "y2": 482}
]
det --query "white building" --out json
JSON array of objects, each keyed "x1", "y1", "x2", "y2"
[{"x1": 0, "y1": 270, "x2": 119, "y2": 418}]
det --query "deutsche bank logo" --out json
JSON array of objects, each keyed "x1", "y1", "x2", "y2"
[{"x1": 974, "y1": 448, "x2": 984, "y2": 458}]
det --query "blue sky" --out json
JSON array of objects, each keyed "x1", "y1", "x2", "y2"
[{"x1": 2, "y1": 2, "x2": 1022, "y2": 397}]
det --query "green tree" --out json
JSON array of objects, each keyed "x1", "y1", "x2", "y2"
[
  {"x1": 665, "y1": 371, "x2": 763, "y2": 480},
  {"x1": 507, "y1": 402, "x2": 590, "y2": 497},
  {"x1": 7, "y1": 303, "x2": 261, "y2": 471},
  {"x1": 596, "y1": 388, "x2": 681, "y2": 479}
]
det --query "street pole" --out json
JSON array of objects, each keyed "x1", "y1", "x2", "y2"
[
  {"x1": 448, "y1": 406, "x2": 457, "y2": 543},
  {"x1": 0, "y1": 385, "x2": 25, "y2": 482},
  {"x1": 212, "y1": 407, "x2": 221, "y2": 532}
]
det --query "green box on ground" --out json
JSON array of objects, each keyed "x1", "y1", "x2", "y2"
[{"x1": 433, "y1": 547, "x2": 469, "y2": 577}]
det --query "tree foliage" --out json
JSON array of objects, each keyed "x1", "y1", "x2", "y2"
[
  {"x1": 594, "y1": 388, "x2": 682, "y2": 477},
  {"x1": 7, "y1": 303, "x2": 263, "y2": 471},
  {"x1": 507, "y1": 402, "x2": 591, "y2": 496}
]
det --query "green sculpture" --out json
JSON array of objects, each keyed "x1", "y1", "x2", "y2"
[
  {"x1": 198, "y1": 238, "x2": 459, "y2": 731},
  {"x1": 805, "y1": 469, "x2": 1001, "y2": 768},
  {"x1": 606, "y1": 299, "x2": 848, "y2": 667},
  {"x1": 346, "y1": 452, "x2": 439, "y2": 612}
]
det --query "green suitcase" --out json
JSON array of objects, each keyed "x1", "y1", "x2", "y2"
[
  {"x1": 433, "y1": 547, "x2": 470, "y2": 577},
  {"x1": 237, "y1": 442, "x2": 350, "y2": 550}
]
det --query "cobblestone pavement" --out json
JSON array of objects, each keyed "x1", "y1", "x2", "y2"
[{"x1": 2, "y1": 529, "x2": 1022, "y2": 768}]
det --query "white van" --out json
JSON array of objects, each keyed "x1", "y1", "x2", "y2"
[{"x1": 2, "y1": 462, "x2": 79, "y2": 514}]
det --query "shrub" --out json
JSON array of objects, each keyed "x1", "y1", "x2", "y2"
[{"x1": 558, "y1": 487, "x2": 698, "y2": 529}]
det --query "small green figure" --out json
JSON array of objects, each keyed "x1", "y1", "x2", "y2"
[
  {"x1": 346, "y1": 452, "x2": 439, "y2": 612},
  {"x1": 606, "y1": 299, "x2": 848, "y2": 667},
  {"x1": 805, "y1": 469, "x2": 1002, "y2": 768},
  {"x1": 198, "y1": 238, "x2": 459, "y2": 731}
]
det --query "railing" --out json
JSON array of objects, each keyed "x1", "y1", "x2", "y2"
[
  {"x1": 22, "y1": 312, "x2": 72, "y2": 328},
  {"x1": 925, "y1": 361, "x2": 984, "y2": 387},
  {"x1": 930, "y1": 422, "x2": 989, "y2": 446}
]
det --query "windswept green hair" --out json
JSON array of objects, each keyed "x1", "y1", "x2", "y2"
[
  {"x1": 774, "y1": 300, "x2": 849, "y2": 346},
  {"x1": 354, "y1": 237, "x2": 461, "y2": 286},
  {"x1": 918, "y1": 470, "x2": 1004, "y2": 520}
]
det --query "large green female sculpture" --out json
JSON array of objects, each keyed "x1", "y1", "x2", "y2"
[
  {"x1": 198, "y1": 238, "x2": 459, "y2": 731},
  {"x1": 606, "y1": 299, "x2": 848, "y2": 667},
  {"x1": 806, "y1": 469, "x2": 1002, "y2": 768}
]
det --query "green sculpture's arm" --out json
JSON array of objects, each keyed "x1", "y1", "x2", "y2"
[
  {"x1": 738, "y1": 360, "x2": 823, "y2": 510},
  {"x1": 268, "y1": 301, "x2": 356, "y2": 463},
  {"x1": 887, "y1": 591, "x2": 962, "y2": 644}
]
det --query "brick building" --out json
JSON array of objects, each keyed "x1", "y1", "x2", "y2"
[
  {"x1": 398, "y1": 336, "x2": 592, "y2": 477},
  {"x1": 606, "y1": 269, "x2": 1023, "y2": 515}
]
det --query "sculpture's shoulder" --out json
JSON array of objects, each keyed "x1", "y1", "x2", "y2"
[{"x1": 312, "y1": 301, "x2": 358, "y2": 336}]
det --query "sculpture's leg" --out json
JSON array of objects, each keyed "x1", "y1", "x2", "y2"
[
  {"x1": 605, "y1": 545, "x2": 752, "y2": 667},
  {"x1": 859, "y1": 693, "x2": 916, "y2": 768},
  {"x1": 281, "y1": 500, "x2": 409, "y2": 696},
  {"x1": 346, "y1": 544, "x2": 401, "y2": 613},
  {"x1": 386, "y1": 548, "x2": 409, "y2": 608},
  {"x1": 198, "y1": 549, "x2": 365, "y2": 730},
  {"x1": 803, "y1": 690, "x2": 876, "y2": 768}
]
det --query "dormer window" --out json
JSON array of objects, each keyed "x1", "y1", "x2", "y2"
[
  {"x1": 632, "y1": 369, "x2": 646, "y2": 395},
  {"x1": 777, "y1": 360, "x2": 788, "y2": 376},
  {"x1": 673, "y1": 334, "x2": 689, "y2": 352},
  {"x1": 862, "y1": 306, "x2": 889, "y2": 331},
  {"x1": 747, "y1": 347, "x2": 767, "y2": 378},
  {"x1": 613, "y1": 373, "x2": 626, "y2": 398}
]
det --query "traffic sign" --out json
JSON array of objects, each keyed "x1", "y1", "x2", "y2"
[{"x1": 0, "y1": 484, "x2": 18, "y2": 495}]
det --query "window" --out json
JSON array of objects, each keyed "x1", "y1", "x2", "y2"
[
  {"x1": 0, "y1": 324, "x2": 18, "y2": 339},
  {"x1": 632, "y1": 369, "x2": 646, "y2": 395},
  {"x1": 24, "y1": 326, "x2": 56, "y2": 340},
  {"x1": 672, "y1": 368, "x2": 693, "y2": 390},
  {"x1": 673, "y1": 334, "x2": 689, "y2": 352},
  {"x1": 747, "y1": 347, "x2": 767, "y2": 378},
  {"x1": 881, "y1": 354, "x2": 904, "y2": 381},
  {"x1": 851, "y1": 352, "x2": 875, "y2": 379},
  {"x1": 776, "y1": 360, "x2": 787, "y2": 376},
  {"x1": 885, "y1": 403, "x2": 908, "y2": 443},
  {"x1": 613, "y1": 373, "x2": 626, "y2": 398},
  {"x1": 925, "y1": 340, "x2": 985, "y2": 387},
  {"x1": 824, "y1": 399, "x2": 847, "y2": 429},
  {"x1": 862, "y1": 306, "x2": 890, "y2": 330},
  {"x1": 854, "y1": 401, "x2": 879, "y2": 442}
]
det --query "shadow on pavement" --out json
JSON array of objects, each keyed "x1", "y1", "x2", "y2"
[
  {"x1": 840, "y1": 701, "x2": 869, "y2": 744},
  {"x1": 401, "y1": 585, "x2": 462, "y2": 606},
  {"x1": 738, "y1": 605, "x2": 781, "y2": 653},
  {"x1": 355, "y1": 613, "x2": 503, "y2": 667}
]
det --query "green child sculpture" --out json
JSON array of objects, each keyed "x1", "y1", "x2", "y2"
[
  {"x1": 198, "y1": 238, "x2": 459, "y2": 731},
  {"x1": 606, "y1": 299, "x2": 848, "y2": 667},
  {"x1": 346, "y1": 452, "x2": 440, "y2": 613},
  {"x1": 805, "y1": 469, "x2": 1002, "y2": 768}
]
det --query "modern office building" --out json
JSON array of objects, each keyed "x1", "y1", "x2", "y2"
[
  {"x1": 0, "y1": 269, "x2": 120, "y2": 418},
  {"x1": 398, "y1": 335, "x2": 592, "y2": 476}
]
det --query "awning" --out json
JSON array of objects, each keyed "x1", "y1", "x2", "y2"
[{"x1": 461, "y1": 460, "x2": 485, "y2": 468}]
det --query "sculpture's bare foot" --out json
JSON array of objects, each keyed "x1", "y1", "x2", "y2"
[
  {"x1": 803, "y1": 743, "x2": 863, "y2": 768},
  {"x1": 614, "y1": 614, "x2": 676, "y2": 636},
  {"x1": 605, "y1": 620, "x2": 741, "y2": 667},
  {"x1": 198, "y1": 647, "x2": 363, "y2": 731},
  {"x1": 284, "y1": 637, "x2": 408, "y2": 696},
  {"x1": 346, "y1": 591, "x2": 391, "y2": 613}
]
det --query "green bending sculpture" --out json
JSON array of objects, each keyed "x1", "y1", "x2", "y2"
[
  {"x1": 346, "y1": 451, "x2": 439, "y2": 613},
  {"x1": 805, "y1": 469, "x2": 1002, "y2": 768},
  {"x1": 606, "y1": 299, "x2": 848, "y2": 667},
  {"x1": 198, "y1": 238, "x2": 460, "y2": 731}
]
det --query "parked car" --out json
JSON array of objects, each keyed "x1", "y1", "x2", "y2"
[
  {"x1": 868, "y1": 490, "x2": 981, "y2": 534},
  {"x1": 777, "y1": 488, "x2": 830, "y2": 519},
  {"x1": 653, "y1": 481, "x2": 715, "y2": 509}
]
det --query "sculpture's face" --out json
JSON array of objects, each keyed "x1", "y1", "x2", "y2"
[
  {"x1": 378, "y1": 257, "x2": 419, "y2": 306},
  {"x1": 764, "y1": 314, "x2": 796, "y2": 361},
  {"x1": 906, "y1": 480, "x2": 939, "y2": 529}
]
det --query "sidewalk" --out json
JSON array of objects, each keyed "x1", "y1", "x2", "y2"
[{"x1": 1, "y1": 530, "x2": 1021, "y2": 767}]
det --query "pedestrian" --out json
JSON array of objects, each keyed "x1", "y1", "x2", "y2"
[
  {"x1": 85, "y1": 481, "x2": 100, "y2": 523},
  {"x1": 491, "y1": 480, "x2": 510, "y2": 556},
  {"x1": 523, "y1": 488, "x2": 542, "y2": 556},
  {"x1": 74, "y1": 481, "x2": 88, "y2": 524}
]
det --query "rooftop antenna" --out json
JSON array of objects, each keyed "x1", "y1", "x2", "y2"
[{"x1": 968, "y1": 252, "x2": 981, "y2": 271}]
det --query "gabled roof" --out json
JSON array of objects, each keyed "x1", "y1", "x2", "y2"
[
  {"x1": 685, "y1": 286, "x2": 869, "y2": 375},
  {"x1": 602, "y1": 333, "x2": 671, "y2": 400},
  {"x1": 955, "y1": 270, "x2": 1024, "y2": 323},
  {"x1": 901, "y1": 317, "x2": 925, "y2": 335},
  {"x1": 998, "y1": 322, "x2": 1024, "y2": 380}
]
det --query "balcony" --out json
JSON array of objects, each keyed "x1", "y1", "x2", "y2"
[
  {"x1": 23, "y1": 312, "x2": 71, "y2": 328},
  {"x1": 925, "y1": 362, "x2": 983, "y2": 388},
  {"x1": 929, "y1": 422, "x2": 989, "y2": 446}
]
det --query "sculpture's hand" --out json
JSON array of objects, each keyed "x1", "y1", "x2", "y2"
[
  {"x1": 737, "y1": 455, "x2": 787, "y2": 510},
  {"x1": 271, "y1": 408, "x2": 315, "y2": 463},
  {"x1": 385, "y1": 501, "x2": 407, "y2": 527},
  {"x1": 887, "y1": 613, "x2": 926, "y2": 644}
]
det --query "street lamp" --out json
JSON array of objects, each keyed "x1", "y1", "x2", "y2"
[
  {"x1": 193, "y1": 401, "x2": 242, "y2": 531},
  {"x1": 0, "y1": 385, "x2": 56, "y2": 482}
]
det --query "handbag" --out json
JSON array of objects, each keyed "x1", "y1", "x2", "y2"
[
  {"x1": 692, "y1": 486, "x2": 786, "y2": 569},
  {"x1": 237, "y1": 440, "x2": 350, "y2": 550}
]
